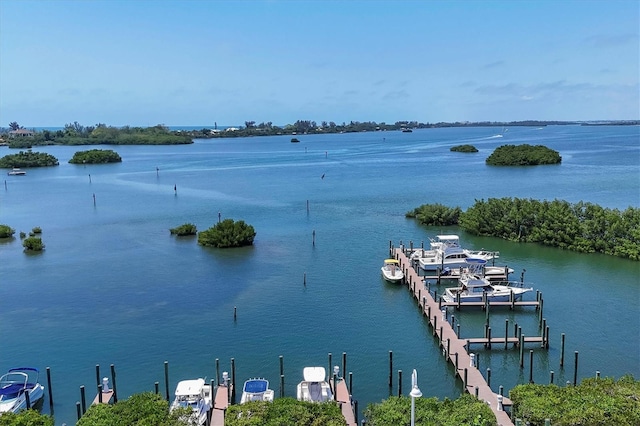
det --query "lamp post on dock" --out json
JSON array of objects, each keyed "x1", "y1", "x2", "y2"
[{"x1": 410, "y1": 369, "x2": 422, "y2": 426}]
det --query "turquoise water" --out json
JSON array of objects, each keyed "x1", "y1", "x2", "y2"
[{"x1": 1, "y1": 125, "x2": 638, "y2": 424}]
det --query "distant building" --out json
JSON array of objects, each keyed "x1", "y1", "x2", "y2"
[{"x1": 9, "y1": 129, "x2": 35, "y2": 138}]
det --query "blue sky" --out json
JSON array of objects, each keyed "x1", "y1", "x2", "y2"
[{"x1": 1, "y1": 0, "x2": 638, "y2": 127}]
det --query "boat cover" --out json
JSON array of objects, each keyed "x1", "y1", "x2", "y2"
[
  {"x1": 244, "y1": 379, "x2": 268, "y2": 393},
  {"x1": 302, "y1": 367, "x2": 326, "y2": 382}
]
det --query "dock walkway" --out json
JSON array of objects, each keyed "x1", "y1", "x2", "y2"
[
  {"x1": 394, "y1": 248, "x2": 514, "y2": 426},
  {"x1": 210, "y1": 384, "x2": 230, "y2": 426}
]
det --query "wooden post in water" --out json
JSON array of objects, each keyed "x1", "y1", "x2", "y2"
[
  {"x1": 328, "y1": 353, "x2": 332, "y2": 383},
  {"x1": 46, "y1": 367, "x2": 54, "y2": 408},
  {"x1": 25, "y1": 386, "x2": 31, "y2": 409},
  {"x1": 388, "y1": 351, "x2": 393, "y2": 389},
  {"x1": 349, "y1": 371, "x2": 353, "y2": 394},
  {"x1": 487, "y1": 327, "x2": 492, "y2": 350},
  {"x1": 231, "y1": 358, "x2": 236, "y2": 404},
  {"x1": 80, "y1": 385, "x2": 86, "y2": 414},
  {"x1": 333, "y1": 372, "x2": 338, "y2": 401},
  {"x1": 529, "y1": 350, "x2": 535, "y2": 383},
  {"x1": 164, "y1": 361, "x2": 170, "y2": 401},
  {"x1": 505, "y1": 319, "x2": 509, "y2": 350},
  {"x1": 98, "y1": 384, "x2": 103, "y2": 404},
  {"x1": 519, "y1": 329, "x2": 524, "y2": 368},
  {"x1": 342, "y1": 352, "x2": 347, "y2": 380},
  {"x1": 111, "y1": 364, "x2": 118, "y2": 403},
  {"x1": 573, "y1": 351, "x2": 579, "y2": 386},
  {"x1": 234, "y1": 306, "x2": 237, "y2": 321},
  {"x1": 454, "y1": 352, "x2": 458, "y2": 370},
  {"x1": 560, "y1": 333, "x2": 566, "y2": 367},
  {"x1": 487, "y1": 368, "x2": 491, "y2": 387},
  {"x1": 306, "y1": 200, "x2": 309, "y2": 212},
  {"x1": 95, "y1": 364, "x2": 100, "y2": 390},
  {"x1": 280, "y1": 375, "x2": 284, "y2": 398},
  {"x1": 397, "y1": 370, "x2": 402, "y2": 397},
  {"x1": 93, "y1": 193, "x2": 96, "y2": 206},
  {"x1": 76, "y1": 401, "x2": 82, "y2": 420},
  {"x1": 216, "y1": 358, "x2": 220, "y2": 386},
  {"x1": 549, "y1": 371, "x2": 554, "y2": 384},
  {"x1": 155, "y1": 382, "x2": 159, "y2": 394},
  {"x1": 312, "y1": 230, "x2": 315, "y2": 246}
]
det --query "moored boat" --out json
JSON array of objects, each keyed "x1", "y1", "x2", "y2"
[
  {"x1": 296, "y1": 367, "x2": 332, "y2": 403},
  {"x1": 442, "y1": 273, "x2": 533, "y2": 304},
  {"x1": 412, "y1": 235, "x2": 498, "y2": 271},
  {"x1": 7, "y1": 168, "x2": 26, "y2": 176},
  {"x1": 381, "y1": 258, "x2": 404, "y2": 283},
  {"x1": 240, "y1": 378, "x2": 274, "y2": 403},
  {"x1": 0, "y1": 367, "x2": 45, "y2": 414},
  {"x1": 169, "y1": 378, "x2": 212, "y2": 425}
]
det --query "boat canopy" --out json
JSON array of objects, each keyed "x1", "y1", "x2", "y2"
[
  {"x1": 243, "y1": 379, "x2": 269, "y2": 393},
  {"x1": 175, "y1": 379, "x2": 205, "y2": 396},
  {"x1": 384, "y1": 259, "x2": 399, "y2": 264},
  {"x1": 302, "y1": 367, "x2": 326, "y2": 382},
  {"x1": 436, "y1": 235, "x2": 459, "y2": 242}
]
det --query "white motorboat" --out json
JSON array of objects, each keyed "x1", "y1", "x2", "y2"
[
  {"x1": 169, "y1": 378, "x2": 212, "y2": 425},
  {"x1": 381, "y1": 259, "x2": 404, "y2": 283},
  {"x1": 443, "y1": 272, "x2": 533, "y2": 303},
  {"x1": 411, "y1": 235, "x2": 498, "y2": 271},
  {"x1": 0, "y1": 367, "x2": 45, "y2": 414},
  {"x1": 296, "y1": 367, "x2": 332, "y2": 403},
  {"x1": 7, "y1": 168, "x2": 26, "y2": 176},
  {"x1": 240, "y1": 378, "x2": 274, "y2": 403}
]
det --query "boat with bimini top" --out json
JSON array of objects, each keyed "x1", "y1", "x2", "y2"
[
  {"x1": 169, "y1": 378, "x2": 212, "y2": 425},
  {"x1": 411, "y1": 235, "x2": 499, "y2": 271},
  {"x1": 381, "y1": 258, "x2": 404, "y2": 283},
  {"x1": 0, "y1": 367, "x2": 45, "y2": 414},
  {"x1": 297, "y1": 367, "x2": 333, "y2": 403},
  {"x1": 240, "y1": 378, "x2": 274, "y2": 403}
]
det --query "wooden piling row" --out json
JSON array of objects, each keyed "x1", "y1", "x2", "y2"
[{"x1": 393, "y1": 248, "x2": 515, "y2": 426}]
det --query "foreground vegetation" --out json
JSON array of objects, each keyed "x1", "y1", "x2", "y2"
[
  {"x1": 198, "y1": 219, "x2": 256, "y2": 248},
  {"x1": 226, "y1": 398, "x2": 345, "y2": 426},
  {"x1": 0, "y1": 151, "x2": 59, "y2": 168},
  {"x1": 364, "y1": 394, "x2": 496, "y2": 425},
  {"x1": 510, "y1": 375, "x2": 640, "y2": 425},
  {"x1": 486, "y1": 144, "x2": 561, "y2": 166},
  {"x1": 77, "y1": 392, "x2": 187, "y2": 426},
  {"x1": 69, "y1": 149, "x2": 122, "y2": 164},
  {"x1": 408, "y1": 198, "x2": 640, "y2": 260}
]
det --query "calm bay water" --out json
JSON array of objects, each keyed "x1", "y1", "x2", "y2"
[{"x1": 1, "y1": 125, "x2": 639, "y2": 424}]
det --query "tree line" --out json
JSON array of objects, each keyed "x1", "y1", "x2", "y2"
[{"x1": 407, "y1": 198, "x2": 640, "y2": 260}]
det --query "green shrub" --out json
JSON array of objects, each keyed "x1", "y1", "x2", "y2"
[
  {"x1": 0, "y1": 409, "x2": 54, "y2": 426},
  {"x1": 364, "y1": 394, "x2": 496, "y2": 426},
  {"x1": 170, "y1": 223, "x2": 197, "y2": 236},
  {"x1": 0, "y1": 224, "x2": 15, "y2": 238},
  {"x1": 406, "y1": 203, "x2": 462, "y2": 226},
  {"x1": 450, "y1": 144, "x2": 478, "y2": 152},
  {"x1": 225, "y1": 397, "x2": 345, "y2": 426},
  {"x1": 198, "y1": 218, "x2": 256, "y2": 248},
  {"x1": 32, "y1": 226, "x2": 42, "y2": 234},
  {"x1": 0, "y1": 151, "x2": 59, "y2": 168},
  {"x1": 19, "y1": 231, "x2": 26, "y2": 239},
  {"x1": 510, "y1": 375, "x2": 640, "y2": 425},
  {"x1": 78, "y1": 392, "x2": 185, "y2": 426},
  {"x1": 23, "y1": 237, "x2": 44, "y2": 251},
  {"x1": 486, "y1": 144, "x2": 561, "y2": 166},
  {"x1": 69, "y1": 149, "x2": 122, "y2": 164}
]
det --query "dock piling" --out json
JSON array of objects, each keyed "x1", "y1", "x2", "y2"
[
  {"x1": 164, "y1": 361, "x2": 170, "y2": 401},
  {"x1": 80, "y1": 385, "x2": 86, "y2": 414},
  {"x1": 388, "y1": 351, "x2": 393, "y2": 389},
  {"x1": 573, "y1": 351, "x2": 579, "y2": 386},
  {"x1": 529, "y1": 350, "x2": 534, "y2": 383},
  {"x1": 560, "y1": 333, "x2": 566, "y2": 367},
  {"x1": 397, "y1": 370, "x2": 402, "y2": 397},
  {"x1": 46, "y1": 367, "x2": 54, "y2": 408}
]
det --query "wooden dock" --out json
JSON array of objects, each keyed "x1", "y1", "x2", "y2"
[
  {"x1": 331, "y1": 377, "x2": 358, "y2": 426},
  {"x1": 210, "y1": 384, "x2": 230, "y2": 426},
  {"x1": 91, "y1": 389, "x2": 114, "y2": 405},
  {"x1": 394, "y1": 248, "x2": 516, "y2": 426}
]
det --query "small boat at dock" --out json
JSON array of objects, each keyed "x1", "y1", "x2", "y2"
[
  {"x1": 169, "y1": 378, "x2": 212, "y2": 425},
  {"x1": 0, "y1": 367, "x2": 45, "y2": 414},
  {"x1": 381, "y1": 258, "x2": 404, "y2": 283},
  {"x1": 240, "y1": 378, "x2": 274, "y2": 403},
  {"x1": 297, "y1": 367, "x2": 332, "y2": 403}
]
